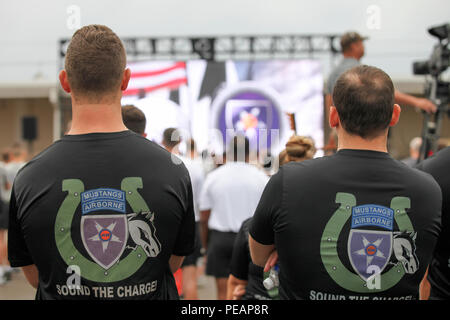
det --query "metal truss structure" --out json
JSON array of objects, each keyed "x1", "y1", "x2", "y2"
[{"x1": 59, "y1": 34, "x2": 341, "y2": 63}]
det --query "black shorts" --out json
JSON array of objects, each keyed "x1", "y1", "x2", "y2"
[
  {"x1": 206, "y1": 230, "x2": 237, "y2": 278},
  {"x1": 181, "y1": 222, "x2": 202, "y2": 268}
]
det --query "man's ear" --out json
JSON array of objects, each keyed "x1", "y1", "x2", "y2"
[
  {"x1": 59, "y1": 70, "x2": 71, "y2": 93},
  {"x1": 329, "y1": 106, "x2": 340, "y2": 128},
  {"x1": 121, "y1": 68, "x2": 131, "y2": 91},
  {"x1": 389, "y1": 104, "x2": 401, "y2": 127}
]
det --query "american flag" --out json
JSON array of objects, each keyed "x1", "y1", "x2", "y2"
[{"x1": 124, "y1": 61, "x2": 187, "y2": 97}]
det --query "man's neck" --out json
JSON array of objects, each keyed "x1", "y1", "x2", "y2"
[
  {"x1": 68, "y1": 100, "x2": 127, "y2": 135},
  {"x1": 337, "y1": 131, "x2": 388, "y2": 153}
]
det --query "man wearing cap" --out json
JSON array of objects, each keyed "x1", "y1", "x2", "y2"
[
  {"x1": 325, "y1": 31, "x2": 436, "y2": 118},
  {"x1": 326, "y1": 32, "x2": 367, "y2": 96}
]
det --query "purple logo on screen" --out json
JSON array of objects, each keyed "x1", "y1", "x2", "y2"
[{"x1": 214, "y1": 87, "x2": 282, "y2": 151}]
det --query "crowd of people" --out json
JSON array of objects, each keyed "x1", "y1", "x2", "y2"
[
  {"x1": 0, "y1": 143, "x2": 27, "y2": 284},
  {"x1": 1, "y1": 25, "x2": 449, "y2": 301}
]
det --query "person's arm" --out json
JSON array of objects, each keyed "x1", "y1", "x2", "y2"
[
  {"x1": 248, "y1": 168, "x2": 283, "y2": 268},
  {"x1": 248, "y1": 235, "x2": 275, "y2": 268},
  {"x1": 419, "y1": 267, "x2": 431, "y2": 300},
  {"x1": 170, "y1": 166, "x2": 195, "y2": 273},
  {"x1": 231, "y1": 284, "x2": 247, "y2": 300},
  {"x1": 226, "y1": 275, "x2": 248, "y2": 300},
  {"x1": 394, "y1": 90, "x2": 437, "y2": 114},
  {"x1": 169, "y1": 255, "x2": 185, "y2": 273},
  {"x1": 228, "y1": 219, "x2": 253, "y2": 300},
  {"x1": 198, "y1": 175, "x2": 212, "y2": 252},
  {"x1": 8, "y1": 185, "x2": 36, "y2": 288},
  {"x1": 21, "y1": 264, "x2": 39, "y2": 289},
  {"x1": 263, "y1": 250, "x2": 278, "y2": 273},
  {"x1": 200, "y1": 210, "x2": 210, "y2": 251}
]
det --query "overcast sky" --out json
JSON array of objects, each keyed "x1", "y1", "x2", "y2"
[{"x1": 0, "y1": 0, "x2": 449, "y2": 83}]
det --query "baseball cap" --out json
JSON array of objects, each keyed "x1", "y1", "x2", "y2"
[{"x1": 340, "y1": 31, "x2": 369, "y2": 51}]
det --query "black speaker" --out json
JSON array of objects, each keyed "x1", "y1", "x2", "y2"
[{"x1": 22, "y1": 116, "x2": 37, "y2": 141}]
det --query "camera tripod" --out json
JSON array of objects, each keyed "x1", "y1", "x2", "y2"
[{"x1": 418, "y1": 77, "x2": 449, "y2": 162}]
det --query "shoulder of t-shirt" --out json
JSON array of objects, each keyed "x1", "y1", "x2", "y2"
[
  {"x1": 245, "y1": 163, "x2": 269, "y2": 180},
  {"x1": 205, "y1": 165, "x2": 223, "y2": 179},
  {"x1": 125, "y1": 135, "x2": 191, "y2": 173},
  {"x1": 391, "y1": 155, "x2": 439, "y2": 182},
  {"x1": 241, "y1": 217, "x2": 252, "y2": 231},
  {"x1": 180, "y1": 156, "x2": 203, "y2": 172},
  {"x1": 13, "y1": 140, "x2": 61, "y2": 187},
  {"x1": 131, "y1": 134, "x2": 168, "y2": 153},
  {"x1": 203, "y1": 163, "x2": 244, "y2": 185},
  {"x1": 391, "y1": 157, "x2": 443, "y2": 202},
  {"x1": 416, "y1": 147, "x2": 450, "y2": 174},
  {"x1": 281, "y1": 155, "x2": 329, "y2": 177},
  {"x1": 200, "y1": 164, "x2": 222, "y2": 187}
]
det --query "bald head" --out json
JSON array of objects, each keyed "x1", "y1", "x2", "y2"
[{"x1": 332, "y1": 65, "x2": 395, "y2": 139}]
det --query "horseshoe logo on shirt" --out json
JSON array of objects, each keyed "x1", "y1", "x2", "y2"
[
  {"x1": 54, "y1": 177, "x2": 156, "y2": 283},
  {"x1": 320, "y1": 192, "x2": 417, "y2": 293}
]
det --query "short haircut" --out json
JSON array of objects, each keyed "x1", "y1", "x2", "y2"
[
  {"x1": 228, "y1": 135, "x2": 250, "y2": 162},
  {"x1": 65, "y1": 25, "x2": 126, "y2": 100},
  {"x1": 162, "y1": 128, "x2": 181, "y2": 150},
  {"x1": 332, "y1": 65, "x2": 395, "y2": 139},
  {"x1": 122, "y1": 105, "x2": 146, "y2": 135}
]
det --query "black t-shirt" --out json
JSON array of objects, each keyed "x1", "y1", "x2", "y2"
[
  {"x1": 416, "y1": 147, "x2": 450, "y2": 299},
  {"x1": 230, "y1": 218, "x2": 272, "y2": 300},
  {"x1": 250, "y1": 149, "x2": 442, "y2": 300},
  {"x1": 8, "y1": 131, "x2": 195, "y2": 300}
]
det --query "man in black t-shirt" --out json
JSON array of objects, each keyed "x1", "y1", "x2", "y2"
[
  {"x1": 228, "y1": 218, "x2": 274, "y2": 300},
  {"x1": 249, "y1": 65, "x2": 442, "y2": 300},
  {"x1": 416, "y1": 147, "x2": 450, "y2": 299},
  {"x1": 7, "y1": 25, "x2": 195, "y2": 300}
]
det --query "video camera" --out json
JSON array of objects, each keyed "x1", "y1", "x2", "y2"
[
  {"x1": 412, "y1": 23, "x2": 450, "y2": 161},
  {"x1": 413, "y1": 23, "x2": 449, "y2": 77}
]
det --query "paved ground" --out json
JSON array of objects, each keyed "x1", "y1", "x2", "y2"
[
  {"x1": 0, "y1": 271, "x2": 36, "y2": 300},
  {"x1": 0, "y1": 263, "x2": 217, "y2": 300}
]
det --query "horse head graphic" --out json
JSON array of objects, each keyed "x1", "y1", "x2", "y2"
[
  {"x1": 126, "y1": 211, "x2": 161, "y2": 258},
  {"x1": 390, "y1": 231, "x2": 419, "y2": 274}
]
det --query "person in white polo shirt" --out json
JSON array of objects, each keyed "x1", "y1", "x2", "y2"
[
  {"x1": 161, "y1": 128, "x2": 205, "y2": 300},
  {"x1": 199, "y1": 135, "x2": 269, "y2": 300}
]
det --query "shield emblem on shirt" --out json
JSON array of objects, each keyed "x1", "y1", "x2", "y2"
[
  {"x1": 348, "y1": 229, "x2": 392, "y2": 281},
  {"x1": 81, "y1": 214, "x2": 128, "y2": 270}
]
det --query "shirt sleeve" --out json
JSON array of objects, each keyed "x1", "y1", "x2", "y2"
[
  {"x1": 198, "y1": 175, "x2": 212, "y2": 211},
  {"x1": 7, "y1": 186, "x2": 34, "y2": 267},
  {"x1": 249, "y1": 167, "x2": 284, "y2": 245},
  {"x1": 230, "y1": 220, "x2": 251, "y2": 280},
  {"x1": 172, "y1": 170, "x2": 196, "y2": 257}
]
